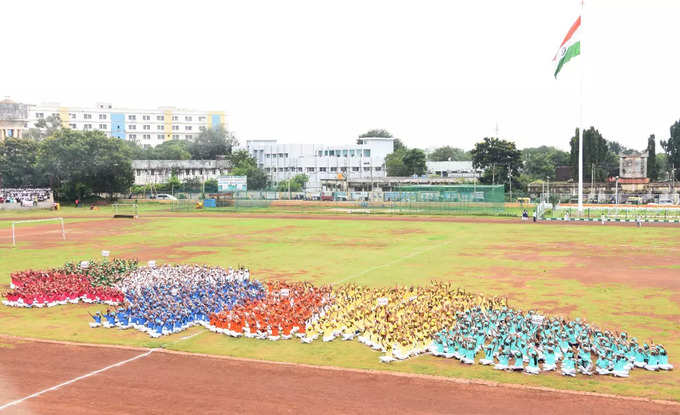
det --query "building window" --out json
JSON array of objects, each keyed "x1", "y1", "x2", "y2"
[
  {"x1": 129, "y1": 134, "x2": 137, "y2": 139},
  {"x1": 307, "y1": 167, "x2": 316, "y2": 173},
  {"x1": 319, "y1": 167, "x2": 327, "y2": 172},
  {"x1": 129, "y1": 125, "x2": 137, "y2": 130},
  {"x1": 350, "y1": 150, "x2": 355, "y2": 157},
  {"x1": 142, "y1": 115, "x2": 150, "y2": 121},
  {"x1": 278, "y1": 168, "x2": 284, "y2": 172},
  {"x1": 143, "y1": 125, "x2": 150, "y2": 130},
  {"x1": 265, "y1": 154, "x2": 270, "y2": 158},
  {"x1": 83, "y1": 124, "x2": 92, "y2": 130},
  {"x1": 185, "y1": 126, "x2": 192, "y2": 131},
  {"x1": 83, "y1": 114, "x2": 92, "y2": 119},
  {"x1": 172, "y1": 125, "x2": 179, "y2": 130},
  {"x1": 157, "y1": 134, "x2": 164, "y2": 139},
  {"x1": 328, "y1": 150, "x2": 334, "y2": 156},
  {"x1": 172, "y1": 116, "x2": 178, "y2": 121},
  {"x1": 185, "y1": 116, "x2": 192, "y2": 121},
  {"x1": 285, "y1": 153, "x2": 289, "y2": 158},
  {"x1": 330, "y1": 167, "x2": 337, "y2": 172},
  {"x1": 318, "y1": 151, "x2": 323, "y2": 157},
  {"x1": 185, "y1": 134, "x2": 192, "y2": 139},
  {"x1": 375, "y1": 167, "x2": 382, "y2": 171},
  {"x1": 363, "y1": 167, "x2": 370, "y2": 172},
  {"x1": 69, "y1": 123, "x2": 77, "y2": 129},
  {"x1": 364, "y1": 149, "x2": 371, "y2": 157},
  {"x1": 157, "y1": 115, "x2": 164, "y2": 121},
  {"x1": 352, "y1": 167, "x2": 359, "y2": 172},
  {"x1": 172, "y1": 134, "x2": 179, "y2": 139},
  {"x1": 199, "y1": 126, "x2": 206, "y2": 132},
  {"x1": 128, "y1": 115, "x2": 136, "y2": 120},
  {"x1": 343, "y1": 150, "x2": 348, "y2": 157},
  {"x1": 143, "y1": 134, "x2": 151, "y2": 140},
  {"x1": 199, "y1": 116, "x2": 206, "y2": 122},
  {"x1": 265, "y1": 168, "x2": 271, "y2": 172},
  {"x1": 297, "y1": 167, "x2": 303, "y2": 172},
  {"x1": 157, "y1": 125, "x2": 163, "y2": 130},
  {"x1": 99, "y1": 114, "x2": 107, "y2": 120},
  {"x1": 69, "y1": 113, "x2": 76, "y2": 119},
  {"x1": 36, "y1": 112, "x2": 44, "y2": 118},
  {"x1": 99, "y1": 124, "x2": 107, "y2": 129},
  {"x1": 340, "y1": 167, "x2": 347, "y2": 172}
]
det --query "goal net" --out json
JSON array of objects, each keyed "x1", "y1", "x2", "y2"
[
  {"x1": 113, "y1": 204, "x2": 139, "y2": 219},
  {"x1": 11, "y1": 217, "x2": 66, "y2": 248}
]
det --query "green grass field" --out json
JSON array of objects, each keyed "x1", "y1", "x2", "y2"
[{"x1": 1, "y1": 210, "x2": 679, "y2": 401}]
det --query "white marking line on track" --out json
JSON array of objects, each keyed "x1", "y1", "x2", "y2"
[
  {"x1": 334, "y1": 241, "x2": 451, "y2": 285},
  {"x1": 0, "y1": 349, "x2": 155, "y2": 412},
  {"x1": 178, "y1": 329, "x2": 205, "y2": 342}
]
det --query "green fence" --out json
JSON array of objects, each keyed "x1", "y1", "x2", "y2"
[{"x1": 378, "y1": 185, "x2": 506, "y2": 215}]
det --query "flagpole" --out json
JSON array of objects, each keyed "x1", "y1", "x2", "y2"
[{"x1": 577, "y1": 0, "x2": 584, "y2": 213}]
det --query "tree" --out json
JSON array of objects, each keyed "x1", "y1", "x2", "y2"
[
  {"x1": 428, "y1": 146, "x2": 471, "y2": 161},
  {"x1": 358, "y1": 129, "x2": 393, "y2": 138},
  {"x1": 569, "y1": 127, "x2": 612, "y2": 181},
  {"x1": 385, "y1": 150, "x2": 409, "y2": 176},
  {"x1": 470, "y1": 137, "x2": 522, "y2": 186},
  {"x1": 229, "y1": 150, "x2": 269, "y2": 190},
  {"x1": 24, "y1": 114, "x2": 62, "y2": 140},
  {"x1": 0, "y1": 137, "x2": 42, "y2": 187},
  {"x1": 647, "y1": 134, "x2": 657, "y2": 181},
  {"x1": 522, "y1": 146, "x2": 569, "y2": 180},
  {"x1": 402, "y1": 148, "x2": 427, "y2": 176},
  {"x1": 656, "y1": 153, "x2": 668, "y2": 180},
  {"x1": 661, "y1": 119, "x2": 680, "y2": 181},
  {"x1": 188, "y1": 126, "x2": 238, "y2": 159},
  {"x1": 276, "y1": 174, "x2": 308, "y2": 192},
  {"x1": 150, "y1": 140, "x2": 191, "y2": 160},
  {"x1": 38, "y1": 129, "x2": 134, "y2": 200}
]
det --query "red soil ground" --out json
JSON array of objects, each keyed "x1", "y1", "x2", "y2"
[{"x1": 1, "y1": 338, "x2": 678, "y2": 415}]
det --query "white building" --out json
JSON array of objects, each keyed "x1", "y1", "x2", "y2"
[
  {"x1": 131, "y1": 160, "x2": 231, "y2": 185},
  {"x1": 426, "y1": 161, "x2": 479, "y2": 180},
  {"x1": 27, "y1": 102, "x2": 226, "y2": 148},
  {"x1": 246, "y1": 138, "x2": 395, "y2": 191},
  {"x1": 0, "y1": 98, "x2": 29, "y2": 140}
]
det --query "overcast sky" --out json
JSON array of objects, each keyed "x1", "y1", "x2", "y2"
[{"x1": 4, "y1": 0, "x2": 679, "y2": 152}]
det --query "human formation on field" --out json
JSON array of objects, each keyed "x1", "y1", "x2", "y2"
[{"x1": 2, "y1": 260, "x2": 672, "y2": 377}]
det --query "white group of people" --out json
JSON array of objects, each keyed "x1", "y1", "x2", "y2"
[{"x1": 0, "y1": 188, "x2": 52, "y2": 204}]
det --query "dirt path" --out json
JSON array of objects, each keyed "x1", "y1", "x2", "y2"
[{"x1": 0, "y1": 339, "x2": 677, "y2": 415}]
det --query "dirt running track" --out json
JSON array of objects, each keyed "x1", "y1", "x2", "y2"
[{"x1": 1, "y1": 339, "x2": 678, "y2": 415}]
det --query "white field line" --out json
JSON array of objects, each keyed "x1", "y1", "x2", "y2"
[
  {"x1": 0, "y1": 349, "x2": 155, "y2": 411},
  {"x1": 334, "y1": 241, "x2": 451, "y2": 285}
]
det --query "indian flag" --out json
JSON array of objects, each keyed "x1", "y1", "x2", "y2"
[{"x1": 553, "y1": 16, "x2": 581, "y2": 78}]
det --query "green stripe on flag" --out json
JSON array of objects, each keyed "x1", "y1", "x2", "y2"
[{"x1": 554, "y1": 41, "x2": 580, "y2": 78}]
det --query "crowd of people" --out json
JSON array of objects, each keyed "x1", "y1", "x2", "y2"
[
  {"x1": 3, "y1": 270, "x2": 123, "y2": 308},
  {"x1": 92, "y1": 265, "x2": 266, "y2": 337},
  {"x1": 2, "y1": 260, "x2": 672, "y2": 378},
  {"x1": 431, "y1": 307, "x2": 673, "y2": 376},
  {"x1": 208, "y1": 281, "x2": 332, "y2": 339},
  {"x1": 0, "y1": 188, "x2": 52, "y2": 204},
  {"x1": 299, "y1": 282, "x2": 507, "y2": 362}
]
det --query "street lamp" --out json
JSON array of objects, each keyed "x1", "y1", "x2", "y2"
[{"x1": 615, "y1": 176, "x2": 620, "y2": 205}]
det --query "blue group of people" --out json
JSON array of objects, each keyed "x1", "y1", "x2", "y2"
[
  {"x1": 89, "y1": 265, "x2": 265, "y2": 338},
  {"x1": 431, "y1": 307, "x2": 672, "y2": 377}
]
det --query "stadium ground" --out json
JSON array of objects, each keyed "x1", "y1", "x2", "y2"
[
  {"x1": 1, "y1": 337, "x2": 678, "y2": 415},
  {"x1": 1, "y1": 211, "x2": 680, "y2": 402}
]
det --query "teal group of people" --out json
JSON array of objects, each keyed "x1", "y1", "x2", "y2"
[{"x1": 431, "y1": 307, "x2": 672, "y2": 377}]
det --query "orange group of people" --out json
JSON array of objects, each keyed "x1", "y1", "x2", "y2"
[{"x1": 208, "y1": 281, "x2": 333, "y2": 340}]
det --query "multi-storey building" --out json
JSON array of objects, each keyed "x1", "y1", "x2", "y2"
[
  {"x1": 27, "y1": 102, "x2": 225, "y2": 147},
  {"x1": 246, "y1": 138, "x2": 395, "y2": 192},
  {"x1": 0, "y1": 98, "x2": 29, "y2": 140}
]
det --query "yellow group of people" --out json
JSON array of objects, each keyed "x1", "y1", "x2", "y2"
[{"x1": 301, "y1": 281, "x2": 507, "y2": 362}]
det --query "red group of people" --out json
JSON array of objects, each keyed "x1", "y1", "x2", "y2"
[
  {"x1": 208, "y1": 281, "x2": 332, "y2": 340},
  {"x1": 4, "y1": 270, "x2": 123, "y2": 308}
]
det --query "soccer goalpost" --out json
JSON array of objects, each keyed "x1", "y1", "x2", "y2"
[
  {"x1": 113, "y1": 203, "x2": 139, "y2": 219},
  {"x1": 11, "y1": 217, "x2": 66, "y2": 248}
]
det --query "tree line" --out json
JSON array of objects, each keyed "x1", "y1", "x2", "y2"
[{"x1": 0, "y1": 126, "x2": 270, "y2": 200}]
